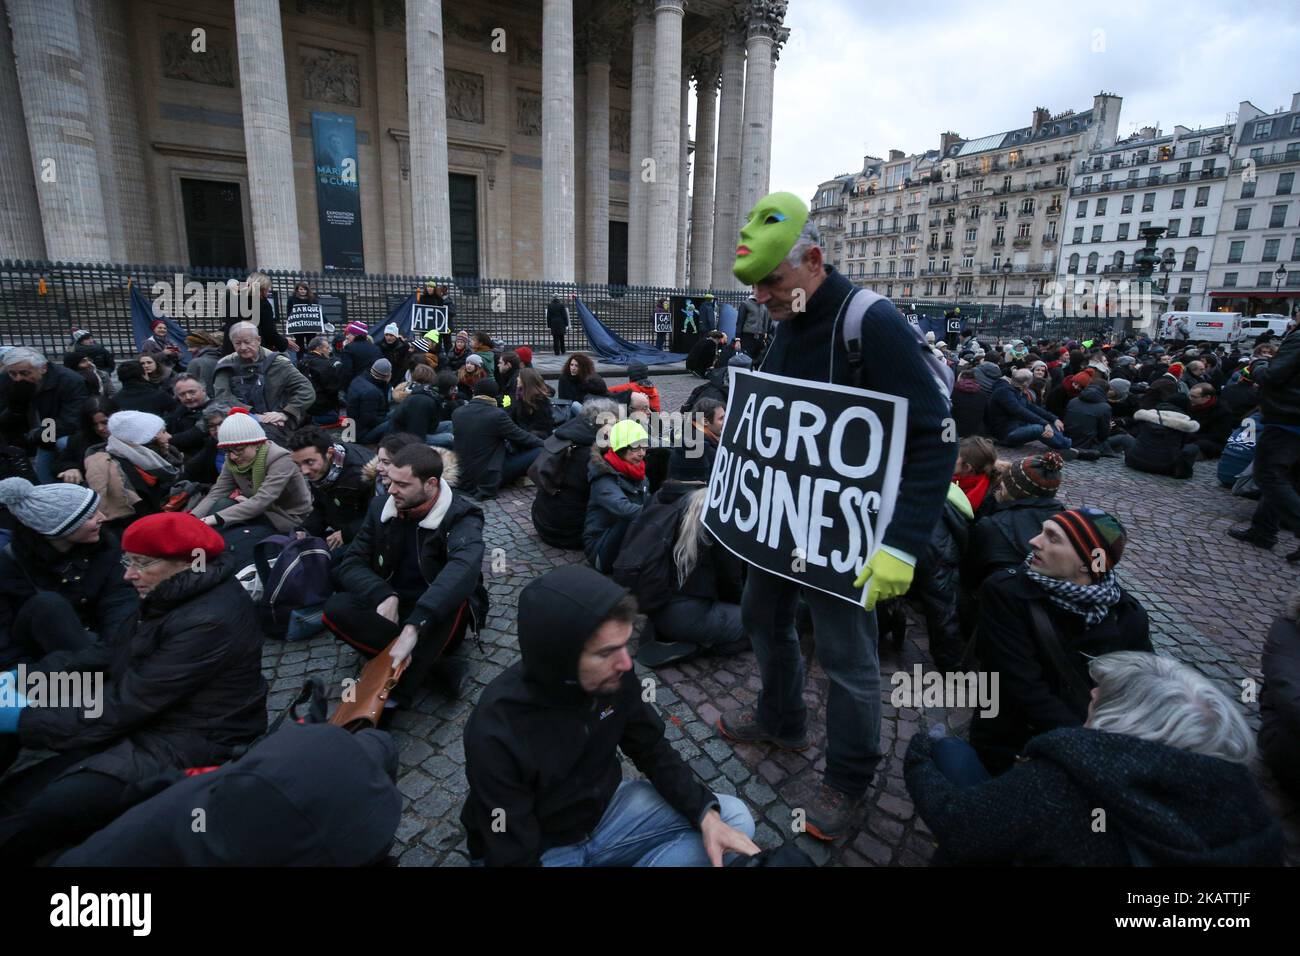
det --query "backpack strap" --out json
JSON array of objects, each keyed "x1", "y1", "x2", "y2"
[{"x1": 1026, "y1": 601, "x2": 1093, "y2": 718}]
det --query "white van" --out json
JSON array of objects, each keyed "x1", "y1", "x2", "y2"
[
  {"x1": 1241, "y1": 314, "x2": 1293, "y2": 339},
  {"x1": 1159, "y1": 311, "x2": 1244, "y2": 345}
]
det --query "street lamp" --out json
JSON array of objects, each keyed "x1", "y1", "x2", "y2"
[
  {"x1": 999, "y1": 260, "x2": 1013, "y2": 339},
  {"x1": 1276, "y1": 263, "x2": 1289, "y2": 319},
  {"x1": 1160, "y1": 255, "x2": 1175, "y2": 298}
]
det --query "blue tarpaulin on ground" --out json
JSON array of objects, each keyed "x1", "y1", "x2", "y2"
[
  {"x1": 574, "y1": 298, "x2": 686, "y2": 365},
  {"x1": 718, "y1": 302, "x2": 738, "y2": 341},
  {"x1": 130, "y1": 284, "x2": 192, "y2": 364}
]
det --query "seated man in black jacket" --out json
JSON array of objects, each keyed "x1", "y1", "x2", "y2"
[
  {"x1": 0, "y1": 512, "x2": 266, "y2": 864},
  {"x1": 685, "y1": 329, "x2": 727, "y2": 377},
  {"x1": 529, "y1": 397, "x2": 618, "y2": 549},
  {"x1": 324, "y1": 444, "x2": 487, "y2": 706},
  {"x1": 287, "y1": 426, "x2": 374, "y2": 551},
  {"x1": 668, "y1": 397, "x2": 723, "y2": 482},
  {"x1": 0, "y1": 346, "x2": 89, "y2": 483},
  {"x1": 461, "y1": 564, "x2": 758, "y2": 866},
  {"x1": 165, "y1": 374, "x2": 217, "y2": 465},
  {"x1": 451, "y1": 379, "x2": 544, "y2": 499},
  {"x1": 298, "y1": 335, "x2": 347, "y2": 425}
]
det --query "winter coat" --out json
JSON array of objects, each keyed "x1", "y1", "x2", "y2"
[
  {"x1": 71, "y1": 342, "x2": 115, "y2": 373},
  {"x1": 340, "y1": 338, "x2": 382, "y2": 385},
  {"x1": 667, "y1": 424, "x2": 719, "y2": 483},
  {"x1": 212, "y1": 348, "x2": 317, "y2": 428},
  {"x1": 190, "y1": 441, "x2": 313, "y2": 532},
  {"x1": 1221, "y1": 380, "x2": 1259, "y2": 421},
  {"x1": 56, "y1": 723, "x2": 400, "y2": 867},
  {"x1": 299, "y1": 350, "x2": 347, "y2": 418},
  {"x1": 964, "y1": 496, "x2": 1065, "y2": 589},
  {"x1": 185, "y1": 346, "x2": 222, "y2": 394},
  {"x1": 546, "y1": 301, "x2": 570, "y2": 333},
  {"x1": 685, "y1": 338, "x2": 719, "y2": 377},
  {"x1": 0, "y1": 364, "x2": 88, "y2": 448},
  {"x1": 901, "y1": 484, "x2": 972, "y2": 663},
  {"x1": 379, "y1": 337, "x2": 412, "y2": 381},
  {"x1": 1262, "y1": 593, "x2": 1300, "y2": 799},
  {"x1": 971, "y1": 566, "x2": 1152, "y2": 773},
  {"x1": 83, "y1": 444, "x2": 179, "y2": 524},
  {"x1": 906, "y1": 727, "x2": 1283, "y2": 866},
  {"x1": 1124, "y1": 407, "x2": 1200, "y2": 477},
  {"x1": 0, "y1": 525, "x2": 138, "y2": 668},
  {"x1": 345, "y1": 374, "x2": 390, "y2": 437},
  {"x1": 1218, "y1": 413, "x2": 1259, "y2": 486},
  {"x1": 529, "y1": 414, "x2": 600, "y2": 550},
  {"x1": 333, "y1": 487, "x2": 487, "y2": 633},
  {"x1": 1189, "y1": 398, "x2": 1237, "y2": 458},
  {"x1": 165, "y1": 401, "x2": 216, "y2": 457},
  {"x1": 985, "y1": 379, "x2": 1055, "y2": 442},
  {"x1": 951, "y1": 378, "x2": 989, "y2": 438},
  {"x1": 608, "y1": 380, "x2": 661, "y2": 413},
  {"x1": 17, "y1": 560, "x2": 267, "y2": 786},
  {"x1": 451, "y1": 396, "x2": 544, "y2": 497},
  {"x1": 389, "y1": 383, "x2": 442, "y2": 438},
  {"x1": 1063, "y1": 385, "x2": 1113, "y2": 450},
  {"x1": 303, "y1": 442, "x2": 373, "y2": 543},
  {"x1": 583, "y1": 445, "x2": 649, "y2": 570},
  {"x1": 112, "y1": 380, "x2": 180, "y2": 418},
  {"x1": 461, "y1": 567, "x2": 715, "y2": 866},
  {"x1": 510, "y1": 395, "x2": 556, "y2": 439}
]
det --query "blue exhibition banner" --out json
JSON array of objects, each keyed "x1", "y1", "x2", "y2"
[{"x1": 311, "y1": 111, "x2": 364, "y2": 271}]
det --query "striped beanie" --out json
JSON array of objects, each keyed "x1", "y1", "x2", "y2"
[
  {"x1": 1002, "y1": 452, "x2": 1064, "y2": 500},
  {"x1": 345, "y1": 321, "x2": 369, "y2": 337},
  {"x1": 1047, "y1": 507, "x2": 1127, "y2": 579}
]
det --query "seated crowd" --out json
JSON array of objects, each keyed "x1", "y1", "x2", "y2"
[{"x1": 0, "y1": 290, "x2": 1290, "y2": 869}]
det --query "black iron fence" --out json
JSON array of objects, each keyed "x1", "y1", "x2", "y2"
[{"x1": 0, "y1": 260, "x2": 1121, "y2": 363}]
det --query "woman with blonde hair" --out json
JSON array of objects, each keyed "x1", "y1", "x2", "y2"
[{"x1": 222, "y1": 270, "x2": 287, "y2": 355}]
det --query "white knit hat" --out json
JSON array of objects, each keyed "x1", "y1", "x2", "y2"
[
  {"x1": 108, "y1": 410, "x2": 165, "y2": 446},
  {"x1": 216, "y1": 408, "x2": 267, "y2": 448},
  {"x1": 384, "y1": 323, "x2": 399, "y2": 337}
]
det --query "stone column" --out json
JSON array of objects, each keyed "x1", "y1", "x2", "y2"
[
  {"x1": 233, "y1": 0, "x2": 301, "y2": 270},
  {"x1": 405, "y1": 0, "x2": 453, "y2": 277},
  {"x1": 542, "y1": 0, "x2": 575, "y2": 282},
  {"x1": 675, "y1": 70, "x2": 690, "y2": 286},
  {"x1": 79, "y1": 0, "x2": 155, "y2": 264},
  {"x1": 688, "y1": 57, "x2": 718, "y2": 288},
  {"x1": 764, "y1": 26, "x2": 787, "y2": 195},
  {"x1": 646, "y1": 0, "x2": 685, "y2": 289},
  {"x1": 710, "y1": 18, "x2": 746, "y2": 287},
  {"x1": 627, "y1": 0, "x2": 655, "y2": 285},
  {"x1": 582, "y1": 34, "x2": 611, "y2": 285},
  {"x1": 0, "y1": 6, "x2": 44, "y2": 260},
  {"x1": 7, "y1": 0, "x2": 109, "y2": 263},
  {"x1": 738, "y1": 1, "x2": 781, "y2": 221}
]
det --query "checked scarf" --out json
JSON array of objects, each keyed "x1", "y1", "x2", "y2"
[{"x1": 1023, "y1": 555, "x2": 1122, "y2": 627}]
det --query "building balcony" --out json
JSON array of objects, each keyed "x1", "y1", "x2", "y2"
[
  {"x1": 991, "y1": 238, "x2": 1006, "y2": 247},
  {"x1": 1069, "y1": 167, "x2": 1227, "y2": 197},
  {"x1": 928, "y1": 218, "x2": 941, "y2": 227},
  {"x1": 1012, "y1": 236, "x2": 1033, "y2": 248},
  {"x1": 926, "y1": 243, "x2": 939, "y2": 253},
  {"x1": 1042, "y1": 234, "x2": 1058, "y2": 245},
  {"x1": 930, "y1": 193, "x2": 961, "y2": 205},
  {"x1": 1045, "y1": 205, "x2": 1063, "y2": 216},
  {"x1": 903, "y1": 224, "x2": 920, "y2": 233},
  {"x1": 940, "y1": 242, "x2": 954, "y2": 251},
  {"x1": 1017, "y1": 207, "x2": 1035, "y2": 217},
  {"x1": 1232, "y1": 148, "x2": 1300, "y2": 170},
  {"x1": 920, "y1": 266, "x2": 951, "y2": 276},
  {"x1": 994, "y1": 211, "x2": 1009, "y2": 220}
]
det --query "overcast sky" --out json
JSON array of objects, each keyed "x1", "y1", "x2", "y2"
[{"x1": 762, "y1": 0, "x2": 1300, "y2": 204}]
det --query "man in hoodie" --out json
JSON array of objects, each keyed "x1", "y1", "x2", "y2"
[
  {"x1": 461, "y1": 564, "x2": 758, "y2": 866},
  {"x1": 288, "y1": 426, "x2": 374, "y2": 549},
  {"x1": 452, "y1": 379, "x2": 544, "y2": 499},
  {"x1": 1064, "y1": 376, "x2": 1135, "y2": 457},
  {"x1": 326, "y1": 444, "x2": 487, "y2": 704}
]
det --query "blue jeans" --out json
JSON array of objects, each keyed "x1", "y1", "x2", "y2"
[
  {"x1": 426, "y1": 421, "x2": 454, "y2": 448},
  {"x1": 1001, "y1": 422, "x2": 1072, "y2": 450},
  {"x1": 930, "y1": 737, "x2": 992, "y2": 787},
  {"x1": 33, "y1": 437, "x2": 68, "y2": 484},
  {"x1": 538, "y1": 780, "x2": 754, "y2": 867},
  {"x1": 503, "y1": 446, "x2": 541, "y2": 486},
  {"x1": 741, "y1": 566, "x2": 882, "y2": 795}
]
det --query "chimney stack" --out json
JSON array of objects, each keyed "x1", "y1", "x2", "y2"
[{"x1": 1032, "y1": 107, "x2": 1051, "y2": 132}]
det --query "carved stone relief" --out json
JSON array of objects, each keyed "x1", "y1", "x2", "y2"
[{"x1": 301, "y1": 46, "x2": 361, "y2": 107}]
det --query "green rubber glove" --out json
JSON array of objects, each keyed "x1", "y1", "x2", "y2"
[{"x1": 853, "y1": 550, "x2": 915, "y2": 611}]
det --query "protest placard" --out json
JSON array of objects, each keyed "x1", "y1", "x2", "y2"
[
  {"x1": 285, "y1": 303, "x2": 325, "y2": 336},
  {"x1": 411, "y1": 303, "x2": 449, "y2": 334}
]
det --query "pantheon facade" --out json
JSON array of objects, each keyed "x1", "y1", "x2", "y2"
[{"x1": 0, "y1": 0, "x2": 788, "y2": 288}]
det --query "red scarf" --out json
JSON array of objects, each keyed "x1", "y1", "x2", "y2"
[
  {"x1": 603, "y1": 448, "x2": 646, "y2": 482},
  {"x1": 953, "y1": 472, "x2": 989, "y2": 511},
  {"x1": 398, "y1": 496, "x2": 436, "y2": 522}
]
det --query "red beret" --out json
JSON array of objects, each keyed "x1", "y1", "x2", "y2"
[
  {"x1": 515, "y1": 346, "x2": 533, "y2": 365},
  {"x1": 1168, "y1": 363, "x2": 1184, "y2": 378},
  {"x1": 122, "y1": 512, "x2": 225, "y2": 561}
]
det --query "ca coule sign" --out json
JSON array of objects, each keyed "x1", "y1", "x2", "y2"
[{"x1": 702, "y1": 369, "x2": 907, "y2": 606}]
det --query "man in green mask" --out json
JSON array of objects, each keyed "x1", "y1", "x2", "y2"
[{"x1": 715, "y1": 191, "x2": 957, "y2": 840}]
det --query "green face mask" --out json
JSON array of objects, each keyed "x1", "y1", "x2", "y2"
[{"x1": 732, "y1": 192, "x2": 810, "y2": 285}]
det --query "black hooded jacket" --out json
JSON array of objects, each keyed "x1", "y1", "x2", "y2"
[
  {"x1": 55, "y1": 724, "x2": 401, "y2": 866},
  {"x1": 303, "y1": 442, "x2": 374, "y2": 543},
  {"x1": 529, "y1": 413, "x2": 599, "y2": 549},
  {"x1": 963, "y1": 496, "x2": 1065, "y2": 589},
  {"x1": 460, "y1": 565, "x2": 716, "y2": 866}
]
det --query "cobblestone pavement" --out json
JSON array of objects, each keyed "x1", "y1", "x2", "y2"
[{"x1": 259, "y1": 370, "x2": 1299, "y2": 866}]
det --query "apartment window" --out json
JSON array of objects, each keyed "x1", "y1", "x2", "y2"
[
  {"x1": 1166, "y1": 219, "x2": 1180, "y2": 238},
  {"x1": 1086, "y1": 253, "x2": 1099, "y2": 274},
  {"x1": 965, "y1": 228, "x2": 977, "y2": 242},
  {"x1": 1021, "y1": 199, "x2": 1034, "y2": 214},
  {"x1": 1183, "y1": 247, "x2": 1198, "y2": 271},
  {"x1": 1195, "y1": 186, "x2": 1210, "y2": 206},
  {"x1": 1293, "y1": 237, "x2": 1300, "y2": 261},
  {"x1": 1083, "y1": 176, "x2": 1093, "y2": 189},
  {"x1": 1055, "y1": 166, "x2": 1066, "y2": 185},
  {"x1": 1141, "y1": 192, "x2": 1156, "y2": 212},
  {"x1": 1127, "y1": 169, "x2": 1139, "y2": 183},
  {"x1": 1270, "y1": 204, "x2": 1288, "y2": 228},
  {"x1": 1112, "y1": 251, "x2": 1125, "y2": 270},
  {"x1": 1068, "y1": 254, "x2": 1079, "y2": 273},
  {"x1": 1091, "y1": 225, "x2": 1103, "y2": 242},
  {"x1": 1171, "y1": 189, "x2": 1185, "y2": 209},
  {"x1": 1046, "y1": 222, "x2": 1057, "y2": 239},
  {"x1": 1018, "y1": 223, "x2": 1032, "y2": 238},
  {"x1": 1002, "y1": 175, "x2": 1012, "y2": 191},
  {"x1": 1073, "y1": 226, "x2": 1084, "y2": 243},
  {"x1": 1235, "y1": 208, "x2": 1252, "y2": 230},
  {"x1": 1228, "y1": 240, "x2": 1244, "y2": 263},
  {"x1": 1256, "y1": 120, "x2": 1273, "y2": 139},
  {"x1": 1139, "y1": 220, "x2": 1151, "y2": 231},
  {"x1": 961, "y1": 255, "x2": 974, "y2": 269},
  {"x1": 941, "y1": 257, "x2": 950, "y2": 271},
  {"x1": 873, "y1": 262, "x2": 880, "y2": 276},
  {"x1": 1242, "y1": 180, "x2": 1257, "y2": 199},
  {"x1": 991, "y1": 255, "x2": 1002, "y2": 270},
  {"x1": 1258, "y1": 271, "x2": 1274, "y2": 287},
  {"x1": 973, "y1": 179, "x2": 984, "y2": 193},
  {"x1": 1096, "y1": 198, "x2": 1107, "y2": 215},
  {"x1": 924, "y1": 282, "x2": 933, "y2": 296},
  {"x1": 1179, "y1": 278, "x2": 1193, "y2": 294},
  {"x1": 1116, "y1": 223, "x2": 1130, "y2": 241},
  {"x1": 1190, "y1": 217, "x2": 1204, "y2": 236},
  {"x1": 1178, "y1": 161, "x2": 1192, "y2": 179},
  {"x1": 1224, "y1": 272, "x2": 1238, "y2": 287},
  {"x1": 943, "y1": 231, "x2": 952, "y2": 245},
  {"x1": 997, "y1": 201, "x2": 1008, "y2": 216},
  {"x1": 988, "y1": 280, "x2": 999, "y2": 295},
  {"x1": 1077, "y1": 200, "x2": 1088, "y2": 217},
  {"x1": 1280, "y1": 172, "x2": 1295, "y2": 195},
  {"x1": 938, "y1": 281, "x2": 947, "y2": 296},
  {"x1": 1187, "y1": 141, "x2": 1201, "y2": 157},
  {"x1": 995, "y1": 225, "x2": 1005, "y2": 243},
  {"x1": 1264, "y1": 238, "x2": 1281, "y2": 262},
  {"x1": 1121, "y1": 194, "x2": 1134, "y2": 214}
]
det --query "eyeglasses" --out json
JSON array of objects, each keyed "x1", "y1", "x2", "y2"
[{"x1": 120, "y1": 556, "x2": 163, "y2": 572}]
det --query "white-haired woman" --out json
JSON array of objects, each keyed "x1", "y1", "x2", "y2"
[{"x1": 904, "y1": 651, "x2": 1284, "y2": 865}]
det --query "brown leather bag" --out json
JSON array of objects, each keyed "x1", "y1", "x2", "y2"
[{"x1": 329, "y1": 639, "x2": 410, "y2": 731}]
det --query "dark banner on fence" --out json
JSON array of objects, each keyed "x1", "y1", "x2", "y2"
[
  {"x1": 311, "y1": 111, "x2": 364, "y2": 272},
  {"x1": 702, "y1": 369, "x2": 908, "y2": 606}
]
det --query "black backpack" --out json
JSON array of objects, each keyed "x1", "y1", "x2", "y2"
[{"x1": 609, "y1": 492, "x2": 690, "y2": 613}]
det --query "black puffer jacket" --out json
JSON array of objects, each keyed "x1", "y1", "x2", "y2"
[
  {"x1": 390, "y1": 383, "x2": 442, "y2": 439},
  {"x1": 17, "y1": 561, "x2": 267, "y2": 784},
  {"x1": 1063, "y1": 385, "x2": 1113, "y2": 449},
  {"x1": 1261, "y1": 592, "x2": 1300, "y2": 800},
  {"x1": 529, "y1": 414, "x2": 599, "y2": 549},
  {"x1": 906, "y1": 727, "x2": 1283, "y2": 865},
  {"x1": 0, "y1": 525, "x2": 139, "y2": 669},
  {"x1": 303, "y1": 442, "x2": 373, "y2": 543},
  {"x1": 461, "y1": 565, "x2": 716, "y2": 866},
  {"x1": 971, "y1": 566, "x2": 1152, "y2": 773},
  {"x1": 951, "y1": 378, "x2": 989, "y2": 438},
  {"x1": 0, "y1": 364, "x2": 88, "y2": 448},
  {"x1": 299, "y1": 350, "x2": 346, "y2": 418},
  {"x1": 1124, "y1": 406, "x2": 1199, "y2": 477},
  {"x1": 964, "y1": 496, "x2": 1065, "y2": 589}
]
